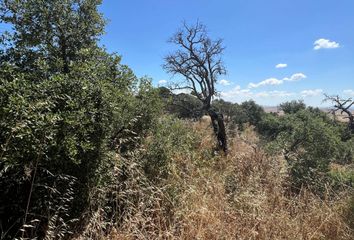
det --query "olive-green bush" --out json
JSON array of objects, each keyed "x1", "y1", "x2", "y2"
[{"x1": 258, "y1": 109, "x2": 349, "y2": 193}]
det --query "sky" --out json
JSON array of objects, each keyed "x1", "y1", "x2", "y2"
[
  {"x1": 1, "y1": 1, "x2": 352, "y2": 106},
  {"x1": 98, "y1": 0, "x2": 354, "y2": 107}
]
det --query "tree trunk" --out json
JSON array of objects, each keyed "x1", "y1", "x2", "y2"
[{"x1": 208, "y1": 109, "x2": 228, "y2": 153}]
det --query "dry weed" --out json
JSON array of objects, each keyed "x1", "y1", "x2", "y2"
[{"x1": 80, "y1": 121, "x2": 353, "y2": 240}]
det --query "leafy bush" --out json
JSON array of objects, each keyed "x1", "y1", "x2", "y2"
[
  {"x1": 257, "y1": 113, "x2": 291, "y2": 140},
  {"x1": 159, "y1": 87, "x2": 203, "y2": 119},
  {"x1": 0, "y1": 69, "x2": 107, "y2": 238},
  {"x1": 0, "y1": 52, "x2": 162, "y2": 240},
  {"x1": 279, "y1": 100, "x2": 306, "y2": 114},
  {"x1": 240, "y1": 100, "x2": 265, "y2": 127},
  {"x1": 142, "y1": 116, "x2": 198, "y2": 182},
  {"x1": 212, "y1": 99, "x2": 264, "y2": 131},
  {"x1": 261, "y1": 109, "x2": 342, "y2": 192}
]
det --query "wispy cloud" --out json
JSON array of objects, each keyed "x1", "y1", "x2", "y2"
[
  {"x1": 172, "y1": 89, "x2": 191, "y2": 95},
  {"x1": 314, "y1": 38, "x2": 340, "y2": 50},
  {"x1": 255, "y1": 91, "x2": 294, "y2": 98},
  {"x1": 248, "y1": 78, "x2": 283, "y2": 88},
  {"x1": 221, "y1": 86, "x2": 294, "y2": 100},
  {"x1": 219, "y1": 86, "x2": 344, "y2": 106},
  {"x1": 248, "y1": 73, "x2": 306, "y2": 88},
  {"x1": 343, "y1": 89, "x2": 354, "y2": 97},
  {"x1": 218, "y1": 79, "x2": 231, "y2": 86},
  {"x1": 275, "y1": 63, "x2": 287, "y2": 69},
  {"x1": 300, "y1": 89, "x2": 323, "y2": 97},
  {"x1": 221, "y1": 85, "x2": 252, "y2": 98},
  {"x1": 158, "y1": 79, "x2": 168, "y2": 85},
  {"x1": 283, "y1": 73, "x2": 307, "y2": 82}
]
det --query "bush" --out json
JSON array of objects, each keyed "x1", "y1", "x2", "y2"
[
  {"x1": 0, "y1": 58, "x2": 162, "y2": 238},
  {"x1": 257, "y1": 113, "x2": 291, "y2": 140},
  {"x1": 159, "y1": 88, "x2": 203, "y2": 119},
  {"x1": 0, "y1": 69, "x2": 110, "y2": 238},
  {"x1": 241, "y1": 100, "x2": 265, "y2": 127},
  {"x1": 279, "y1": 100, "x2": 306, "y2": 114},
  {"x1": 261, "y1": 109, "x2": 342, "y2": 192},
  {"x1": 212, "y1": 99, "x2": 264, "y2": 131},
  {"x1": 142, "y1": 116, "x2": 198, "y2": 182}
]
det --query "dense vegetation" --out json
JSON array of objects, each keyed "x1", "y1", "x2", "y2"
[{"x1": 0, "y1": 1, "x2": 353, "y2": 239}]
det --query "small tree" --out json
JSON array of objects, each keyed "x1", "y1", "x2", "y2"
[
  {"x1": 163, "y1": 22, "x2": 228, "y2": 152},
  {"x1": 0, "y1": 0, "x2": 105, "y2": 74},
  {"x1": 241, "y1": 100, "x2": 265, "y2": 126},
  {"x1": 325, "y1": 94, "x2": 354, "y2": 134},
  {"x1": 279, "y1": 100, "x2": 306, "y2": 114}
]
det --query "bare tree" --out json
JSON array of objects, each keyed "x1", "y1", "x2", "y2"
[
  {"x1": 324, "y1": 94, "x2": 354, "y2": 134},
  {"x1": 163, "y1": 22, "x2": 228, "y2": 153}
]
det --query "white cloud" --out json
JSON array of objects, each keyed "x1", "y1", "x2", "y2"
[
  {"x1": 283, "y1": 73, "x2": 307, "y2": 82},
  {"x1": 300, "y1": 89, "x2": 323, "y2": 97},
  {"x1": 221, "y1": 85, "x2": 252, "y2": 98},
  {"x1": 221, "y1": 86, "x2": 294, "y2": 100},
  {"x1": 275, "y1": 63, "x2": 287, "y2": 69},
  {"x1": 172, "y1": 89, "x2": 191, "y2": 95},
  {"x1": 220, "y1": 86, "x2": 325, "y2": 105},
  {"x1": 248, "y1": 78, "x2": 283, "y2": 88},
  {"x1": 218, "y1": 79, "x2": 231, "y2": 86},
  {"x1": 255, "y1": 91, "x2": 294, "y2": 98},
  {"x1": 248, "y1": 73, "x2": 306, "y2": 89},
  {"x1": 158, "y1": 79, "x2": 167, "y2": 85},
  {"x1": 314, "y1": 38, "x2": 340, "y2": 50},
  {"x1": 343, "y1": 89, "x2": 354, "y2": 97}
]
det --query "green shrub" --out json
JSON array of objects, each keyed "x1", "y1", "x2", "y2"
[
  {"x1": 257, "y1": 113, "x2": 291, "y2": 140},
  {"x1": 212, "y1": 99, "x2": 264, "y2": 131},
  {"x1": 279, "y1": 100, "x2": 306, "y2": 114},
  {"x1": 262, "y1": 110, "x2": 342, "y2": 192},
  {"x1": 160, "y1": 88, "x2": 203, "y2": 119},
  {"x1": 142, "y1": 116, "x2": 198, "y2": 182},
  {"x1": 241, "y1": 100, "x2": 265, "y2": 127},
  {"x1": 0, "y1": 60, "x2": 162, "y2": 239}
]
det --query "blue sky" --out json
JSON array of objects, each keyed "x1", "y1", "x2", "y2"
[
  {"x1": 99, "y1": 0, "x2": 354, "y2": 106},
  {"x1": 1, "y1": 1, "x2": 352, "y2": 106}
]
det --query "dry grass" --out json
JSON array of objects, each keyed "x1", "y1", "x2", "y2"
[{"x1": 79, "y1": 120, "x2": 353, "y2": 240}]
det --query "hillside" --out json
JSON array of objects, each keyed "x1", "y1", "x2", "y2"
[
  {"x1": 75, "y1": 118, "x2": 353, "y2": 239},
  {"x1": 1, "y1": 1, "x2": 353, "y2": 239}
]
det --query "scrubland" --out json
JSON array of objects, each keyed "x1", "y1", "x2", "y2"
[{"x1": 74, "y1": 118, "x2": 353, "y2": 240}]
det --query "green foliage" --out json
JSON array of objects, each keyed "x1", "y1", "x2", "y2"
[
  {"x1": 329, "y1": 167, "x2": 354, "y2": 188},
  {"x1": 257, "y1": 113, "x2": 291, "y2": 140},
  {"x1": 0, "y1": 57, "x2": 151, "y2": 235},
  {"x1": 0, "y1": 0, "x2": 105, "y2": 74},
  {"x1": 258, "y1": 102, "x2": 354, "y2": 193},
  {"x1": 279, "y1": 100, "x2": 306, "y2": 114},
  {"x1": 213, "y1": 99, "x2": 264, "y2": 131},
  {"x1": 0, "y1": 1, "x2": 163, "y2": 238},
  {"x1": 0, "y1": 64, "x2": 162, "y2": 239},
  {"x1": 261, "y1": 109, "x2": 342, "y2": 192},
  {"x1": 158, "y1": 87, "x2": 203, "y2": 119},
  {"x1": 212, "y1": 99, "x2": 236, "y2": 118},
  {"x1": 0, "y1": 69, "x2": 100, "y2": 238},
  {"x1": 1, "y1": 0, "x2": 353, "y2": 238},
  {"x1": 334, "y1": 137, "x2": 354, "y2": 165},
  {"x1": 142, "y1": 116, "x2": 198, "y2": 182},
  {"x1": 240, "y1": 100, "x2": 265, "y2": 126}
]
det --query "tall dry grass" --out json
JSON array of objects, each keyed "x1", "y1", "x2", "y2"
[{"x1": 78, "y1": 119, "x2": 353, "y2": 240}]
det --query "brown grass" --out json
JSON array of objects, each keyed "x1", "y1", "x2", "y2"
[{"x1": 78, "y1": 120, "x2": 353, "y2": 240}]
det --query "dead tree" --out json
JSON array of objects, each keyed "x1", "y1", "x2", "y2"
[
  {"x1": 163, "y1": 22, "x2": 228, "y2": 153},
  {"x1": 324, "y1": 94, "x2": 354, "y2": 134}
]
